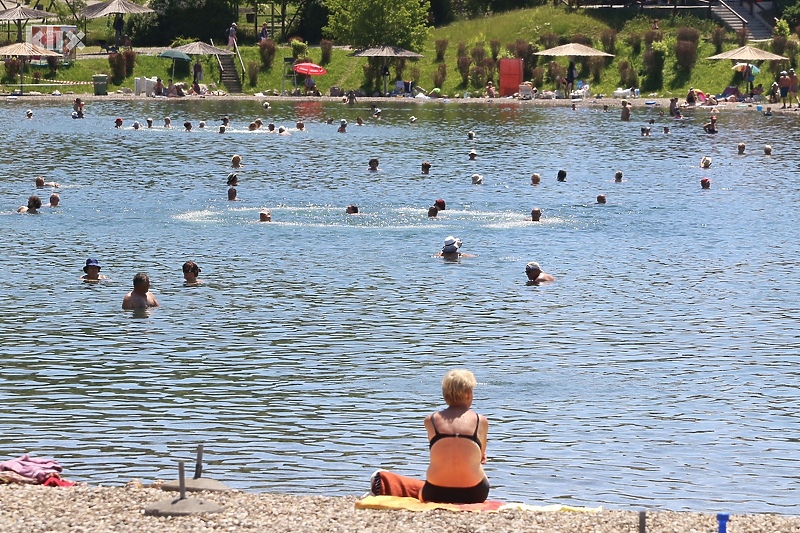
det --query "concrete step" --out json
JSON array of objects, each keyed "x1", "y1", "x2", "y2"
[
  {"x1": 218, "y1": 55, "x2": 243, "y2": 93},
  {"x1": 711, "y1": 4, "x2": 773, "y2": 41}
]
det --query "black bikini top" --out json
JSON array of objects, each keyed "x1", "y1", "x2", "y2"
[{"x1": 429, "y1": 412, "x2": 482, "y2": 450}]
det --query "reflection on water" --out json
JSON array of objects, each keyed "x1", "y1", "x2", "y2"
[{"x1": 1, "y1": 99, "x2": 799, "y2": 513}]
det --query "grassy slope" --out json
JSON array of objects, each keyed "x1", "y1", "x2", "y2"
[{"x1": 4, "y1": 6, "x2": 788, "y2": 97}]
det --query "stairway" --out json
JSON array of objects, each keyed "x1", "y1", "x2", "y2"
[
  {"x1": 218, "y1": 54, "x2": 243, "y2": 94},
  {"x1": 711, "y1": 2, "x2": 773, "y2": 41}
]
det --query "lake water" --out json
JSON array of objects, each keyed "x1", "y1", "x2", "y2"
[{"x1": 1, "y1": 97, "x2": 799, "y2": 514}]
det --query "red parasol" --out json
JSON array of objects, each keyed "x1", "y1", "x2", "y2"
[{"x1": 293, "y1": 62, "x2": 327, "y2": 76}]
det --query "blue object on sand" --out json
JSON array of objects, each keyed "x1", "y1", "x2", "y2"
[
  {"x1": 717, "y1": 513, "x2": 729, "y2": 533},
  {"x1": 645, "y1": 100, "x2": 657, "y2": 105}
]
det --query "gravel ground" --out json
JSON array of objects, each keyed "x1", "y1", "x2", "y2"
[{"x1": 0, "y1": 485, "x2": 799, "y2": 533}]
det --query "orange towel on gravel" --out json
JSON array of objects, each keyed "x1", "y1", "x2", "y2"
[
  {"x1": 374, "y1": 471, "x2": 424, "y2": 499},
  {"x1": 356, "y1": 495, "x2": 505, "y2": 512}
]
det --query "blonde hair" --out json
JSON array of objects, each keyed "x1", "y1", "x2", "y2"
[{"x1": 441, "y1": 369, "x2": 477, "y2": 407}]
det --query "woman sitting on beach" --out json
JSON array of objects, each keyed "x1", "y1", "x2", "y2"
[{"x1": 369, "y1": 369, "x2": 490, "y2": 504}]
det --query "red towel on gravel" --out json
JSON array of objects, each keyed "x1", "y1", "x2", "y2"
[{"x1": 375, "y1": 471, "x2": 425, "y2": 499}]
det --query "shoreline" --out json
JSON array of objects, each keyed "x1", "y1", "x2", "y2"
[
  {"x1": 3, "y1": 92, "x2": 790, "y2": 114},
  {"x1": 1, "y1": 484, "x2": 799, "y2": 532}
]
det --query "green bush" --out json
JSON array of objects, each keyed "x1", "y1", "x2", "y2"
[
  {"x1": 674, "y1": 39, "x2": 698, "y2": 71},
  {"x1": 435, "y1": 39, "x2": 449, "y2": 61},
  {"x1": 259, "y1": 39, "x2": 277, "y2": 69},
  {"x1": 644, "y1": 30, "x2": 662, "y2": 49},
  {"x1": 626, "y1": 33, "x2": 642, "y2": 55},
  {"x1": 123, "y1": 50, "x2": 136, "y2": 77},
  {"x1": 540, "y1": 32, "x2": 558, "y2": 49},
  {"x1": 290, "y1": 38, "x2": 308, "y2": 59},
  {"x1": 247, "y1": 61, "x2": 259, "y2": 86},
  {"x1": 774, "y1": 18, "x2": 791, "y2": 37},
  {"x1": 320, "y1": 39, "x2": 333, "y2": 64},
  {"x1": 4, "y1": 58, "x2": 22, "y2": 80},
  {"x1": 530, "y1": 66, "x2": 544, "y2": 88},
  {"x1": 601, "y1": 29, "x2": 617, "y2": 55},
  {"x1": 588, "y1": 56, "x2": 604, "y2": 82},
  {"x1": 489, "y1": 38, "x2": 501, "y2": 60},
  {"x1": 470, "y1": 44, "x2": 486, "y2": 63},
  {"x1": 469, "y1": 64, "x2": 485, "y2": 88},
  {"x1": 736, "y1": 28, "x2": 748, "y2": 46},
  {"x1": 457, "y1": 55, "x2": 471, "y2": 84},
  {"x1": 457, "y1": 41, "x2": 468, "y2": 57},
  {"x1": 572, "y1": 33, "x2": 592, "y2": 46},
  {"x1": 433, "y1": 63, "x2": 447, "y2": 87},
  {"x1": 108, "y1": 52, "x2": 125, "y2": 83},
  {"x1": 676, "y1": 26, "x2": 700, "y2": 43},
  {"x1": 712, "y1": 27, "x2": 726, "y2": 54}
]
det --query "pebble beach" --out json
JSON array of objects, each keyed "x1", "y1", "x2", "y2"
[{"x1": 0, "y1": 485, "x2": 799, "y2": 532}]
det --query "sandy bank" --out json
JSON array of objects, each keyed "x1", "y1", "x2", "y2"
[{"x1": 0, "y1": 485, "x2": 798, "y2": 533}]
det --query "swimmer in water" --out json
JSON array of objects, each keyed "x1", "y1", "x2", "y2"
[
  {"x1": 525, "y1": 261, "x2": 555, "y2": 284},
  {"x1": 182, "y1": 261, "x2": 202, "y2": 284},
  {"x1": 122, "y1": 272, "x2": 160, "y2": 309},
  {"x1": 81, "y1": 258, "x2": 109, "y2": 282}
]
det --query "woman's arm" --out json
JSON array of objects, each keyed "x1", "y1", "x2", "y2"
[{"x1": 479, "y1": 414, "x2": 489, "y2": 464}]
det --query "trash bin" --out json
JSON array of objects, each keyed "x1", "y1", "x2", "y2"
[{"x1": 92, "y1": 74, "x2": 108, "y2": 96}]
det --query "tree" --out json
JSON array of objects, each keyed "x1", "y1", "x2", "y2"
[{"x1": 323, "y1": 0, "x2": 429, "y2": 51}]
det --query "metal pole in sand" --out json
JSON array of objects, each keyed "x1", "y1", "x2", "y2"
[
  {"x1": 638, "y1": 510, "x2": 646, "y2": 533},
  {"x1": 194, "y1": 444, "x2": 203, "y2": 479},
  {"x1": 161, "y1": 443, "x2": 232, "y2": 493},
  {"x1": 144, "y1": 460, "x2": 223, "y2": 516}
]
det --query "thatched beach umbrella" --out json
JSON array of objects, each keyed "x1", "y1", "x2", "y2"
[
  {"x1": 0, "y1": 5, "x2": 58, "y2": 43},
  {"x1": 535, "y1": 43, "x2": 614, "y2": 57},
  {"x1": 0, "y1": 41, "x2": 62, "y2": 94},
  {"x1": 706, "y1": 45, "x2": 787, "y2": 61},
  {"x1": 80, "y1": 0, "x2": 154, "y2": 19},
  {"x1": 173, "y1": 41, "x2": 233, "y2": 57},
  {"x1": 352, "y1": 45, "x2": 424, "y2": 96}
]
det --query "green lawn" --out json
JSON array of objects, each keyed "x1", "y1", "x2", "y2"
[{"x1": 3, "y1": 6, "x2": 793, "y2": 97}]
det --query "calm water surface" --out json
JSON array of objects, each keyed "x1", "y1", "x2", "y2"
[{"x1": 1, "y1": 97, "x2": 799, "y2": 513}]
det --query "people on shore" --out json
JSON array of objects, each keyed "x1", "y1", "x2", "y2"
[
  {"x1": 182, "y1": 261, "x2": 202, "y2": 285},
  {"x1": 686, "y1": 87, "x2": 698, "y2": 106},
  {"x1": 122, "y1": 273, "x2": 160, "y2": 309},
  {"x1": 525, "y1": 262, "x2": 555, "y2": 284},
  {"x1": 486, "y1": 81, "x2": 496, "y2": 98},
  {"x1": 367, "y1": 369, "x2": 489, "y2": 504},
  {"x1": 789, "y1": 68, "x2": 799, "y2": 107},
  {"x1": 81, "y1": 258, "x2": 108, "y2": 282},
  {"x1": 779, "y1": 70, "x2": 791, "y2": 108}
]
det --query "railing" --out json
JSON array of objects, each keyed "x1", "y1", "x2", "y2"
[
  {"x1": 233, "y1": 39, "x2": 245, "y2": 80},
  {"x1": 209, "y1": 38, "x2": 225, "y2": 74},
  {"x1": 719, "y1": 0, "x2": 749, "y2": 31}
]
